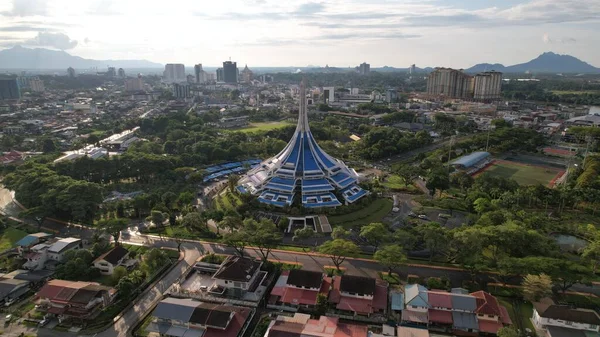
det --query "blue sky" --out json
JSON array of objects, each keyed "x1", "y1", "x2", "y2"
[{"x1": 0, "y1": 0, "x2": 598, "y2": 68}]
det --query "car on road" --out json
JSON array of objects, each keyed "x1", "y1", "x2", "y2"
[
  {"x1": 418, "y1": 214, "x2": 429, "y2": 220},
  {"x1": 408, "y1": 211, "x2": 417, "y2": 218},
  {"x1": 39, "y1": 318, "x2": 50, "y2": 327}
]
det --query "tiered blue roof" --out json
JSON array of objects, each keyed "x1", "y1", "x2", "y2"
[{"x1": 238, "y1": 80, "x2": 367, "y2": 208}]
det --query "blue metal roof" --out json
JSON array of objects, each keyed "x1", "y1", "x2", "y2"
[
  {"x1": 15, "y1": 235, "x2": 38, "y2": 247},
  {"x1": 451, "y1": 151, "x2": 490, "y2": 168},
  {"x1": 452, "y1": 312, "x2": 478, "y2": 330},
  {"x1": 391, "y1": 292, "x2": 404, "y2": 311}
]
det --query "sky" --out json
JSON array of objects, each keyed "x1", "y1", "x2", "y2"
[{"x1": 0, "y1": 0, "x2": 598, "y2": 68}]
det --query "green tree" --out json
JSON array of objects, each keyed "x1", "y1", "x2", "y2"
[
  {"x1": 374, "y1": 244, "x2": 407, "y2": 275},
  {"x1": 522, "y1": 274, "x2": 553, "y2": 302},
  {"x1": 331, "y1": 226, "x2": 350, "y2": 240},
  {"x1": 141, "y1": 248, "x2": 170, "y2": 274},
  {"x1": 394, "y1": 165, "x2": 421, "y2": 187},
  {"x1": 99, "y1": 217, "x2": 129, "y2": 246},
  {"x1": 426, "y1": 167, "x2": 450, "y2": 197},
  {"x1": 416, "y1": 222, "x2": 448, "y2": 261},
  {"x1": 222, "y1": 230, "x2": 249, "y2": 257},
  {"x1": 147, "y1": 210, "x2": 167, "y2": 227},
  {"x1": 228, "y1": 174, "x2": 240, "y2": 193},
  {"x1": 497, "y1": 326, "x2": 519, "y2": 337},
  {"x1": 318, "y1": 239, "x2": 360, "y2": 271},
  {"x1": 182, "y1": 212, "x2": 206, "y2": 231},
  {"x1": 582, "y1": 239, "x2": 600, "y2": 273},
  {"x1": 293, "y1": 227, "x2": 314, "y2": 242},
  {"x1": 111, "y1": 266, "x2": 129, "y2": 286},
  {"x1": 359, "y1": 222, "x2": 390, "y2": 249},
  {"x1": 244, "y1": 218, "x2": 282, "y2": 262},
  {"x1": 20, "y1": 206, "x2": 51, "y2": 230}
]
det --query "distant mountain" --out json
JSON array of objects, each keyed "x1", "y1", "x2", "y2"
[
  {"x1": 466, "y1": 52, "x2": 599, "y2": 74},
  {"x1": 0, "y1": 46, "x2": 162, "y2": 70}
]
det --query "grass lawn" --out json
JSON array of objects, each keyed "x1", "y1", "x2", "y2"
[
  {"x1": 483, "y1": 161, "x2": 561, "y2": 186},
  {"x1": 215, "y1": 192, "x2": 242, "y2": 211},
  {"x1": 235, "y1": 122, "x2": 292, "y2": 133},
  {"x1": 0, "y1": 227, "x2": 28, "y2": 251},
  {"x1": 382, "y1": 175, "x2": 420, "y2": 193},
  {"x1": 518, "y1": 301, "x2": 536, "y2": 332},
  {"x1": 329, "y1": 198, "x2": 394, "y2": 228}
]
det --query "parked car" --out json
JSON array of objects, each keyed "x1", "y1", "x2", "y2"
[
  {"x1": 39, "y1": 318, "x2": 50, "y2": 327},
  {"x1": 438, "y1": 213, "x2": 451, "y2": 219},
  {"x1": 418, "y1": 214, "x2": 429, "y2": 220},
  {"x1": 408, "y1": 211, "x2": 417, "y2": 218}
]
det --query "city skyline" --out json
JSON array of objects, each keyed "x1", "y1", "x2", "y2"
[{"x1": 0, "y1": 0, "x2": 598, "y2": 69}]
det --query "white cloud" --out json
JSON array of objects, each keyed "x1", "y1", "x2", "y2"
[{"x1": 25, "y1": 32, "x2": 78, "y2": 49}]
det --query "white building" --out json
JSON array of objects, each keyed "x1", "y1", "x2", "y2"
[
  {"x1": 29, "y1": 78, "x2": 45, "y2": 92},
  {"x1": 473, "y1": 71, "x2": 503, "y2": 101},
  {"x1": 209, "y1": 256, "x2": 265, "y2": 295},
  {"x1": 323, "y1": 87, "x2": 335, "y2": 104},
  {"x1": 93, "y1": 246, "x2": 133, "y2": 275},
  {"x1": 163, "y1": 63, "x2": 186, "y2": 83},
  {"x1": 23, "y1": 237, "x2": 82, "y2": 270},
  {"x1": 124, "y1": 77, "x2": 144, "y2": 91},
  {"x1": 533, "y1": 298, "x2": 600, "y2": 337}
]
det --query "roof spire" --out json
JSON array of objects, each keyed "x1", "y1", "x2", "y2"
[{"x1": 297, "y1": 78, "x2": 309, "y2": 132}]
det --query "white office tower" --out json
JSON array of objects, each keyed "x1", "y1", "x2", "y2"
[{"x1": 163, "y1": 64, "x2": 186, "y2": 83}]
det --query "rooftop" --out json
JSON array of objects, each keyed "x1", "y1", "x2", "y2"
[
  {"x1": 93, "y1": 246, "x2": 129, "y2": 265},
  {"x1": 213, "y1": 256, "x2": 262, "y2": 282}
]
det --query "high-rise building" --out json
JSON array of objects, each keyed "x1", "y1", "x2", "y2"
[
  {"x1": 125, "y1": 77, "x2": 144, "y2": 91},
  {"x1": 358, "y1": 62, "x2": 370, "y2": 75},
  {"x1": 409, "y1": 64, "x2": 416, "y2": 75},
  {"x1": 186, "y1": 74, "x2": 195, "y2": 83},
  {"x1": 0, "y1": 78, "x2": 20, "y2": 100},
  {"x1": 29, "y1": 78, "x2": 45, "y2": 92},
  {"x1": 194, "y1": 64, "x2": 204, "y2": 83},
  {"x1": 172, "y1": 83, "x2": 192, "y2": 99},
  {"x1": 323, "y1": 87, "x2": 335, "y2": 104},
  {"x1": 117, "y1": 68, "x2": 125, "y2": 78},
  {"x1": 473, "y1": 71, "x2": 503, "y2": 101},
  {"x1": 107, "y1": 67, "x2": 117, "y2": 77},
  {"x1": 426, "y1": 67, "x2": 474, "y2": 99},
  {"x1": 237, "y1": 79, "x2": 368, "y2": 208},
  {"x1": 216, "y1": 68, "x2": 224, "y2": 82},
  {"x1": 241, "y1": 65, "x2": 253, "y2": 83},
  {"x1": 386, "y1": 89, "x2": 397, "y2": 103},
  {"x1": 67, "y1": 67, "x2": 76, "y2": 78},
  {"x1": 223, "y1": 61, "x2": 238, "y2": 83},
  {"x1": 163, "y1": 64, "x2": 186, "y2": 83}
]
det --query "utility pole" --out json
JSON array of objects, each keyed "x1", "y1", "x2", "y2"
[{"x1": 447, "y1": 135, "x2": 455, "y2": 174}]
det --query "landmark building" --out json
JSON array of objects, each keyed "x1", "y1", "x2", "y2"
[
  {"x1": 223, "y1": 61, "x2": 238, "y2": 84},
  {"x1": 238, "y1": 80, "x2": 368, "y2": 208}
]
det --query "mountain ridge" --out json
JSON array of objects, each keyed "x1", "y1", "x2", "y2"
[
  {"x1": 465, "y1": 52, "x2": 600, "y2": 74},
  {"x1": 0, "y1": 46, "x2": 163, "y2": 69}
]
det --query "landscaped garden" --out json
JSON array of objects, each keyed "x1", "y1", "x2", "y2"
[{"x1": 328, "y1": 198, "x2": 393, "y2": 228}]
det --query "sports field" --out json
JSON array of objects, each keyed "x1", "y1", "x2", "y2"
[
  {"x1": 236, "y1": 122, "x2": 292, "y2": 133},
  {"x1": 481, "y1": 160, "x2": 564, "y2": 186}
]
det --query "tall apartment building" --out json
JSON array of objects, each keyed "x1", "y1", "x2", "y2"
[
  {"x1": 0, "y1": 78, "x2": 20, "y2": 100},
  {"x1": 163, "y1": 63, "x2": 186, "y2": 83},
  {"x1": 125, "y1": 77, "x2": 144, "y2": 91},
  {"x1": 117, "y1": 68, "x2": 125, "y2": 78},
  {"x1": 216, "y1": 68, "x2": 224, "y2": 82},
  {"x1": 426, "y1": 67, "x2": 474, "y2": 99},
  {"x1": 358, "y1": 62, "x2": 370, "y2": 75},
  {"x1": 29, "y1": 78, "x2": 45, "y2": 92},
  {"x1": 172, "y1": 83, "x2": 192, "y2": 99},
  {"x1": 473, "y1": 71, "x2": 503, "y2": 101},
  {"x1": 223, "y1": 61, "x2": 238, "y2": 84},
  {"x1": 194, "y1": 64, "x2": 206, "y2": 83},
  {"x1": 323, "y1": 87, "x2": 335, "y2": 104},
  {"x1": 67, "y1": 67, "x2": 76, "y2": 78}
]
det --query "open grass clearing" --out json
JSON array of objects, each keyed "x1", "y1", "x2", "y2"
[
  {"x1": 481, "y1": 160, "x2": 561, "y2": 186},
  {"x1": 328, "y1": 198, "x2": 393, "y2": 228},
  {"x1": 234, "y1": 122, "x2": 292, "y2": 133},
  {"x1": 0, "y1": 227, "x2": 28, "y2": 251}
]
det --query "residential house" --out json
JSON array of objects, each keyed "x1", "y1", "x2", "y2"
[
  {"x1": 36, "y1": 280, "x2": 114, "y2": 322},
  {"x1": 47, "y1": 237, "x2": 83, "y2": 262},
  {"x1": 0, "y1": 278, "x2": 30, "y2": 304},
  {"x1": 268, "y1": 269, "x2": 331, "y2": 310},
  {"x1": 23, "y1": 237, "x2": 82, "y2": 270},
  {"x1": 397, "y1": 327, "x2": 430, "y2": 337},
  {"x1": 92, "y1": 246, "x2": 131, "y2": 275},
  {"x1": 15, "y1": 232, "x2": 52, "y2": 256},
  {"x1": 328, "y1": 275, "x2": 388, "y2": 317},
  {"x1": 0, "y1": 150, "x2": 25, "y2": 165},
  {"x1": 400, "y1": 285, "x2": 511, "y2": 336},
  {"x1": 147, "y1": 297, "x2": 252, "y2": 337},
  {"x1": 265, "y1": 313, "x2": 368, "y2": 337},
  {"x1": 210, "y1": 256, "x2": 268, "y2": 298},
  {"x1": 532, "y1": 298, "x2": 600, "y2": 337}
]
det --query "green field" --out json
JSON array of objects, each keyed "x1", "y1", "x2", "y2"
[
  {"x1": 236, "y1": 122, "x2": 292, "y2": 133},
  {"x1": 329, "y1": 198, "x2": 393, "y2": 228},
  {"x1": 483, "y1": 161, "x2": 561, "y2": 186},
  {"x1": 215, "y1": 191, "x2": 242, "y2": 211},
  {"x1": 382, "y1": 175, "x2": 420, "y2": 193},
  {"x1": 0, "y1": 227, "x2": 28, "y2": 251}
]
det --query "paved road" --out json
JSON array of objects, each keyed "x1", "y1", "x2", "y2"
[{"x1": 89, "y1": 243, "x2": 202, "y2": 337}]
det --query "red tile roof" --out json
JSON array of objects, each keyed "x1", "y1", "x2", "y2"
[
  {"x1": 373, "y1": 282, "x2": 387, "y2": 311},
  {"x1": 429, "y1": 309, "x2": 453, "y2": 324},
  {"x1": 281, "y1": 288, "x2": 319, "y2": 306},
  {"x1": 427, "y1": 291, "x2": 452, "y2": 309},
  {"x1": 470, "y1": 291, "x2": 502, "y2": 317},
  {"x1": 499, "y1": 306, "x2": 512, "y2": 325},
  {"x1": 334, "y1": 323, "x2": 368, "y2": 337},
  {"x1": 478, "y1": 320, "x2": 503, "y2": 334},
  {"x1": 328, "y1": 277, "x2": 342, "y2": 304},
  {"x1": 337, "y1": 297, "x2": 373, "y2": 315}
]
